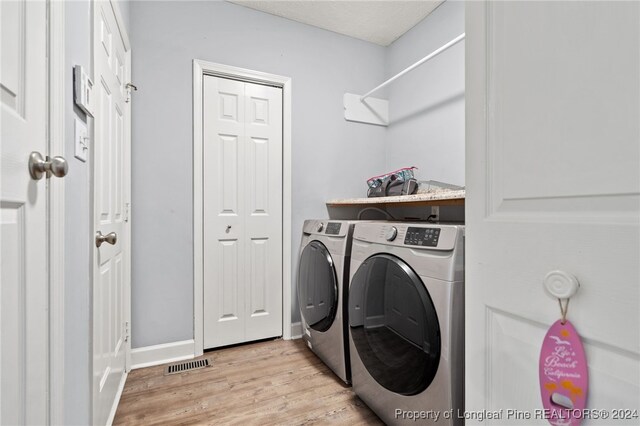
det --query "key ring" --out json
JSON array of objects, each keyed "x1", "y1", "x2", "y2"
[{"x1": 558, "y1": 298, "x2": 570, "y2": 325}]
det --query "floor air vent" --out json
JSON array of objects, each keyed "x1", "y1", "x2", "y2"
[{"x1": 165, "y1": 358, "x2": 210, "y2": 375}]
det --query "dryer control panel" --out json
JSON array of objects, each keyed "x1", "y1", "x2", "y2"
[
  {"x1": 325, "y1": 222, "x2": 342, "y2": 235},
  {"x1": 404, "y1": 227, "x2": 441, "y2": 247},
  {"x1": 302, "y1": 219, "x2": 351, "y2": 238}
]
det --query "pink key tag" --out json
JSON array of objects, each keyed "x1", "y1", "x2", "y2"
[{"x1": 539, "y1": 319, "x2": 588, "y2": 426}]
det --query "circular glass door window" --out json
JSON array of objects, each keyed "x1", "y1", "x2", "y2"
[
  {"x1": 297, "y1": 241, "x2": 338, "y2": 332},
  {"x1": 349, "y1": 254, "x2": 441, "y2": 396}
]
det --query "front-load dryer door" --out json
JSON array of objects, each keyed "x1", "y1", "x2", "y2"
[
  {"x1": 349, "y1": 254, "x2": 441, "y2": 396},
  {"x1": 298, "y1": 241, "x2": 338, "y2": 332}
]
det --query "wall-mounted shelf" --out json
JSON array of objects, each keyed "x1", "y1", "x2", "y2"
[
  {"x1": 344, "y1": 32, "x2": 465, "y2": 126},
  {"x1": 327, "y1": 190, "x2": 465, "y2": 208}
]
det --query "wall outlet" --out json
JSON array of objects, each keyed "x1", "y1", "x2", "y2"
[
  {"x1": 74, "y1": 119, "x2": 88, "y2": 162},
  {"x1": 431, "y1": 206, "x2": 439, "y2": 222}
]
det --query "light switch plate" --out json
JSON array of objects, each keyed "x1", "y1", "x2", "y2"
[
  {"x1": 74, "y1": 65, "x2": 94, "y2": 117},
  {"x1": 74, "y1": 119, "x2": 88, "y2": 162}
]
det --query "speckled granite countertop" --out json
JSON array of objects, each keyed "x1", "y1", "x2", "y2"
[{"x1": 327, "y1": 189, "x2": 465, "y2": 206}]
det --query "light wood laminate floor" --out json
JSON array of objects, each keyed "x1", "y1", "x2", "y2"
[{"x1": 113, "y1": 338, "x2": 382, "y2": 425}]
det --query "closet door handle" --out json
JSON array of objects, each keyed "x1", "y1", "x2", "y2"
[{"x1": 96, "y1": 231, "x2": 118, "y2": 247}]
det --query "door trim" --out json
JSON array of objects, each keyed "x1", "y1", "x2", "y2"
[
  {"x1": 48, "y1": 0, "x2": 66, "y2": 423},
  {"x1": 193, "y1": 60, "x2": 293, "y2": 356}
]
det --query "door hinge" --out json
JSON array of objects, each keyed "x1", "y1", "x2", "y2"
[
  {"x1": 124, "y1": 202, "x2": 130, "y2": 223},
  {"x1": 124, "y1": 321, "x2": 130, "y2": 342}
]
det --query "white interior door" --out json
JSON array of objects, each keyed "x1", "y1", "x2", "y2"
[
  {"x1": 466, "y1": 1, "x2": 639, "y2": 423},
  {"x1": 92, "y1": 1, "x2": 131, "y2": 424},
  {"x1": 0, "y1": 0, "x2": 49, "y2": 424},
  {"x1": 203, "y1": 75, "x2": 283, "y2": 349}
]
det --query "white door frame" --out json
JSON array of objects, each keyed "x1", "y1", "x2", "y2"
[
  {"x1": 48, "y1": 1, "x2": 66, "y2": 423},
  {"x1": 90, "y1": 0, "x2": 132, "y2": 423},
  {"x1": 193, "y1": 60, "x2": 293, "y2": 356}
]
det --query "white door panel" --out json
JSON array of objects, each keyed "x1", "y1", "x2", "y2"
[
  {"x1": 93, "y1": 1, "x2": 131, "y2": 425},
  {"x1": 466, "y1": 2, "x2": 639, "y2": 423},
  {"x1": 204, "y1": 76, "x2": 283, "y2": 349},
  {"x1": 0, "y1": 0, "x2": 48, "y2": 423},
  {"x1": 204, "y1": 77, "x2": 246, "y2": 346},
  {"x1": 244, "y1": 83, "x2": 283, "y2": 341}
]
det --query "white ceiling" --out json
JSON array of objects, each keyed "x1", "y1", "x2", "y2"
[{"x1": 227, "y1": 1, "x2": 443, "y2": 46}]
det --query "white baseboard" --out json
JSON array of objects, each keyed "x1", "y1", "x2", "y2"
[
  {"x1": 131, "y1": 339, "x2": 195, "y2": 369},
  {"x1": 290, "y1": 321, "x2": 303, "y2": 339}
]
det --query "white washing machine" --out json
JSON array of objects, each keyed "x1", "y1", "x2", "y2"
[
  {"x1": 297, "y1": 219, "x2": 363, "y2": 384},
  {"x1": 348, "y1": 222, "x2": 465, "y2": 425}
]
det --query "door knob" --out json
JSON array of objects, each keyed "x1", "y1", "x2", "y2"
[
  {"x1": 96, "y1": 231, "x2": 117, "y2": 247},
  {"x1": 28, "y1": 151, "x2": 68, "y2": 180}
]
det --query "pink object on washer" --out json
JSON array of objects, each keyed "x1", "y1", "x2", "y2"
[{"x1": 539, "y1": 319, "x2": 588, "y2": 426}]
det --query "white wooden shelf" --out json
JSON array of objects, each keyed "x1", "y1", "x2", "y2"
[{"x1": 327, "y1": 190, "x2": 465, "y2": 208}]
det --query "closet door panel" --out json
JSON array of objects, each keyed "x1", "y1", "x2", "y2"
[
  {"x1": 204, "y1": 76, "x2": 246, "y2": 348},
  {"x1": 244, "y1": 83, "x2": 283, "y2": 341}
]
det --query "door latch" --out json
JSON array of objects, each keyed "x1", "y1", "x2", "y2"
[{"x1": 125, "y1": 82, "x2": 137, "y2": 103}]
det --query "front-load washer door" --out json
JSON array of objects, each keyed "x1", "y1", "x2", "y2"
[
  {"x1": 349, "y1": 254, "x2": 441, "y2": 396},
  {"x1": 298, "y1": 241, "x2": 338, "y2": 332}
]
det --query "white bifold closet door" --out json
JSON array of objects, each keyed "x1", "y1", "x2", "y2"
[{"x1": 203, "y1": 75, "x2": 283, "y2": 349}]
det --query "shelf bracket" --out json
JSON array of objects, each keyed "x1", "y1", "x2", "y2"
[{"x1": 343, "y1": 93, "x2": 389, "y2": 126}]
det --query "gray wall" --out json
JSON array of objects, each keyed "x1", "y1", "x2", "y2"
[
  {"x1": 129, "y1": 1, "x2": 388, "y2": 347},
  {"x1": 115, "y1": 0, "x2": 130, "y2": 35},
  {"x1": 385, "y1": 0, "x2": 465, "y2": 185},
  {"x1": 64, "y1": 1, "x2": 130, "y2": 423}
]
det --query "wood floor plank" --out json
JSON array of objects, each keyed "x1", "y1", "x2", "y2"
[{"x1": 113, "y1": 339, "x2": 382, "y2": 425}]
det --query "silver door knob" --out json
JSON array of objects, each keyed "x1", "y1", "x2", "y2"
[
  {"x1": 28, "y1": 151, "x2": 68, "y2": 180},
  {"x1": 95, "y1": 231, "x2": 117, "y2": 247}
]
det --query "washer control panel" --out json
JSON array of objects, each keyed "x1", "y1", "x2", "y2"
[
  {"x1": 325, "y1": 222, "x2": 342, "y2": 235},
  {"x1": 404, "y1": 226, "x2": 441, "y2": 247},
  {"x1": 353, "y1": 223, "x2": 461, "y2": 251}
]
